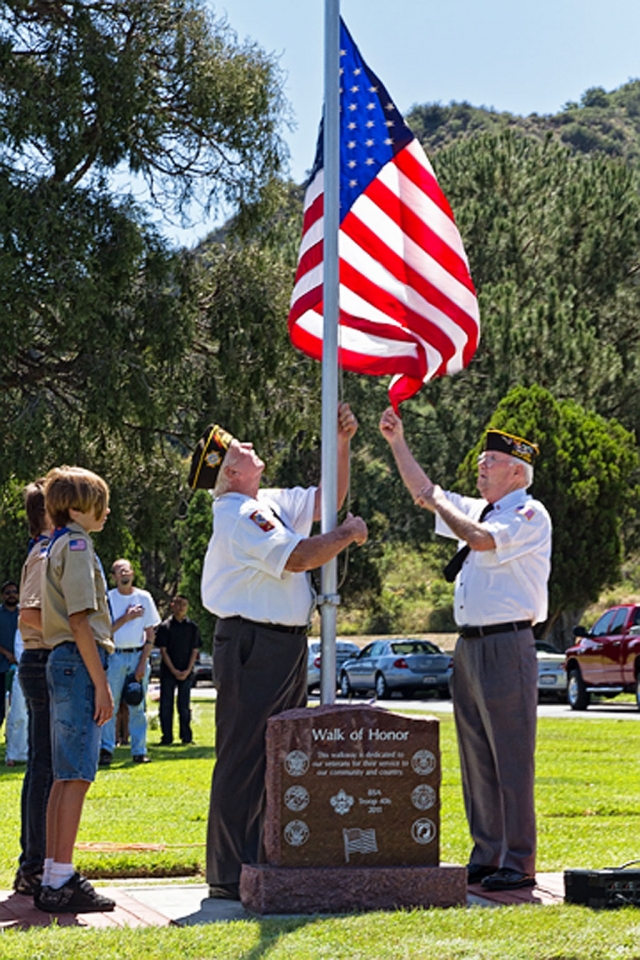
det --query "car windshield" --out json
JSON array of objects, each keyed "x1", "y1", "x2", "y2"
[{"x1": 390, "y1": 641, "x2": 440, "y2": 655}]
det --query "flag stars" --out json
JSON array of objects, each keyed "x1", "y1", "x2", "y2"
[
  {"x1": 365, "y1": 158, "x2": 375, "y2": 166},
  {"x1": 348, "y1": 141, "x2": 356, "y2": 149},
  {"x1": 348, "y1": 122, "x2": 357, "y2": 130},
  {"x1": 348, "y1": 159, "x2": 357, "y2": 168},
  {"x1": 350, "y1": 85, "x2": 360, "y2": 93},
  {"x1": 367, "y1": 102, "x2": 376, "y2": 110},
  {"x1": 353, "y1": 67, "x2": 362, "y2": 75},
  {"x1": 365, "y1": 139, "x2": 375, "y2": 147},
  {"x1": 385, "y1": 102, "x2": 395, "y2": 112},
  {"x1": 349, "y1": 103, "x2": 357, "y2": 111},
  {"x1": 366, "y1": 120, "x2": 375, "y2": 128},
  {"x1": 349, "y1": 179, "x2": 358, "y2": 187}
]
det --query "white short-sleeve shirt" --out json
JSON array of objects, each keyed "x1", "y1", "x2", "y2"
[
  {"x1": 435, "y1": 488, "x2": 552, "y2": 626},
  {"x1": 108, "y1": 587, "x2": 161, "y2": 649},
  {"x1": 201, "y1": 486, "x2": 317, "y2": 626}
]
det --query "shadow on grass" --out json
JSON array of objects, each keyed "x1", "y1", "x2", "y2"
[
  {"x1": 232, "y1": 916, "x2": 326, "y2": 960},
  {"x1": 104, "y1": 743, "x2": 215, "y2": 765}
]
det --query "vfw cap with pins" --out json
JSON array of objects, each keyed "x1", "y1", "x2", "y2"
[
  {"x1": 188, "y1": 424, "x2": 235, "y2": 490},
  {"x1": 484, "y1": 429, "x2": 539, "y2": 465}
]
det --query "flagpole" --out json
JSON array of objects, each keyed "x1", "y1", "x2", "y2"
[{"x1": 319, "y1": 0, "x2": 340, "y2": 705}]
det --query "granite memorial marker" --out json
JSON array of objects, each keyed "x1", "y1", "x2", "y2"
[
  {"x1": 264, "y1": 703, "x2": 440, "y2": 868},
  {"x1": 241, "y1": 703, "x2": 466, "y2": 913}
]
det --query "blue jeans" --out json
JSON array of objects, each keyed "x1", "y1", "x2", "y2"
[
  {"x1": 101, "y1": 650, "x2": 149, "y2": 756},
  {"x1": 18, "y1": 650, "x2": 53, "y2": 876},
  {"x1": 47, "y1": 642, "x2": 108, "y2": 782}
]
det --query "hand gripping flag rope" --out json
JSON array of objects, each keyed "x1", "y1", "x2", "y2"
[{"x1": 288, "y1": 19, "x2": 480, "y2": 412}]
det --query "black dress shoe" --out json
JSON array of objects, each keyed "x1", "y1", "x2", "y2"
[
  {"x1": 208, "y1": 882, "x2": 240, "y2": 901},
  {"x1": 481, "y1": 868, "x2": 536, "y2": 890},
  {"x1": 132, "y1": 754, "x2": 151, "y2": 764},
  {"x1": 467, "y1": 863, "x2": 499, "y2": 885}
]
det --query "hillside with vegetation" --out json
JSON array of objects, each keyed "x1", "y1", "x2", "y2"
[{"x1": 407, "y1": 79, "x2": 640, "y2": 165}]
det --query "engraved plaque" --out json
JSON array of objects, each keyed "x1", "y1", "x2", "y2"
[{"x1": 264, "y1": 704, "x2": 440, "y2": 867}]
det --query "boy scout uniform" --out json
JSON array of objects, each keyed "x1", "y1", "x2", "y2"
[{"x1": 42, "y1": 522, "x2": 113, "y2": 653}]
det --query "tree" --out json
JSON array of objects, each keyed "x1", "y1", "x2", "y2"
[
  {"x1": 0, "y1": 0, "x2": 291, "y2": 591},
  {"x1": 0, "y1": 0, "x2": 288, "y2": 212},
  {"x1": 456, "y1": 385, "x2": 639, "y2": 645},
  {"x1": 384, "y1": 130, "x2": 640, "y2": 489}
]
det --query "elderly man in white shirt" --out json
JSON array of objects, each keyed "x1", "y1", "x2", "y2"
[
  {"x1": 191, "y1": 404, "x2": 368, "y2": 901},
  {"x1": 380, "y1": 408, "x2": 552, "y2": 893}
]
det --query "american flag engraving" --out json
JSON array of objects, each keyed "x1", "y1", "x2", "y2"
[{"x1": 343, "y1": 827, "x2": 378, "y2": 863}]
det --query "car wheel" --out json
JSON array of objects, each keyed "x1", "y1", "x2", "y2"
[
  {"x1": 567, "y1": 666, "x2": 590, "y2": 710},
  {"x1": 375, "y1": 672, "x2": 390, "y2": 699},
  {"x1": 636, "y1": 674, "x2": 640, "y2": 712},
  {"x1": 339, "y1": 672, "x2": 352, "y2": 697}
]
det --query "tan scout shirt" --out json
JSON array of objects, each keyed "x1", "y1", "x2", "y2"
[
  {"x1": 42, "y1": 522, "x2": 114, "y2": 653},
  {"x1": 19, "y1": 537, "x2": 50, "y2": 650}
]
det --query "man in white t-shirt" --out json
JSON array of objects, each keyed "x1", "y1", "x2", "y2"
[
  {"x1": 99, "y1": 559, "x2": 160, "y2": 765},
  {"x1": 190, "y1": 405, "x2": 368, "y2": 900}
]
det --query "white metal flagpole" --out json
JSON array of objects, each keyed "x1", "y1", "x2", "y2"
[{"x1": 319, "y1": 0, "x2": 340, "y2": 705}]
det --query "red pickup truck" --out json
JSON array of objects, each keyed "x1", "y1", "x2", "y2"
[{"x1": 564, "y1": 604, "x2": 640, "y2": 710}]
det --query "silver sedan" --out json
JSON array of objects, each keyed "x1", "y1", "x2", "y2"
[{"x1": 339, "y1": 639, "x2": 453, "y2": 700}]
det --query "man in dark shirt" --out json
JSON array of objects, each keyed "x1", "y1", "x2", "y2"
[
  {"x1": 0, "y1": 580, "x2": 19, "y2": 730},
  {"x1": 155, "y1": 596, "x2": 202, "y2": 746}
]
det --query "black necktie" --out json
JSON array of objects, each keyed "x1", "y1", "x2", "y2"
[{"x1": 442, "y1": 503, "x2": 494, "y2": 583}]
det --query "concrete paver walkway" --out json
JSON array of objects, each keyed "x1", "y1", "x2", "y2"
[{"x1": 0, "y1": 874, "x2": 565, "y2": 929}]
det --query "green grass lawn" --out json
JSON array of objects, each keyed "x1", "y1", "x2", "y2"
[{"x1": 1, "y1": 694, "x2": 640, "y2": 958}]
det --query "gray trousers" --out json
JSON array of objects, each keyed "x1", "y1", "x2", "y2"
[
  {"x1": 206, "y1": 617, "x2": 307, "y2": 886},
  {"x1": 452, "y1": 626, "x2": 537, "y2": 874}
]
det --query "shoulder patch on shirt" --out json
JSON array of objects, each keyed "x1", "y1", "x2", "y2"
[
  {"x1": 250, "y1": 510, "x2": 275, "y2": 532},
  {"x1": 516, "y1": 505, "x2": 536, "y2": 521},
  {"x1": 69, "y1": 538, "x2": 88, "y2": 551}
]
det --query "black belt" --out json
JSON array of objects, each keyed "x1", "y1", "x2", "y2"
[
  {"x1": 226, "y1": 616, "x2": 308, "y2": 636},
  {"x1": 460, "y1": 620, "x2": 531, "y2": 639},
  {"x1": 114, "y1": 646, "x2": 145, "y2": 653}
]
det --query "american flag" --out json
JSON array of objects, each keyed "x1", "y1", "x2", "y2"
[
  {"x1": 343, "y1": 827, "x2": 378, "y2": 862},
  {"x1": 288, "y1": 20, "x2": 480, "y2": 411}
]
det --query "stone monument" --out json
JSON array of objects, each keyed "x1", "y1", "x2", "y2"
[{"x1": 241, "y1": 703, "x2": 466, "y2": 913}]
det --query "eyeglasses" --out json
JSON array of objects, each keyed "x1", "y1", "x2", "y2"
[{"x1": 477, "y1": 454, "x2": 511, "y2": 468}]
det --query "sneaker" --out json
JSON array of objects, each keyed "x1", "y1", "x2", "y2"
[
  {"x1": 98, "y1": 749, "x2": 113, "y2": 766},
  {"x1": 13, "y1": 868, "x2": 42, "y2": 896},
  {"x1": 132, "y1": 754, "x2": 150, "y2": 764},
  {"x1": 35, "y1": 873, "x2": 116, "y2": 913}
]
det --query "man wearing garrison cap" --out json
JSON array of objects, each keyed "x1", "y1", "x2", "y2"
[
  {"x1": 380, "y1": 409, "x2": 551, "y2": 892},
  {"x1": 190, "y1": 405, "x2": 368, "y2": 901}
]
